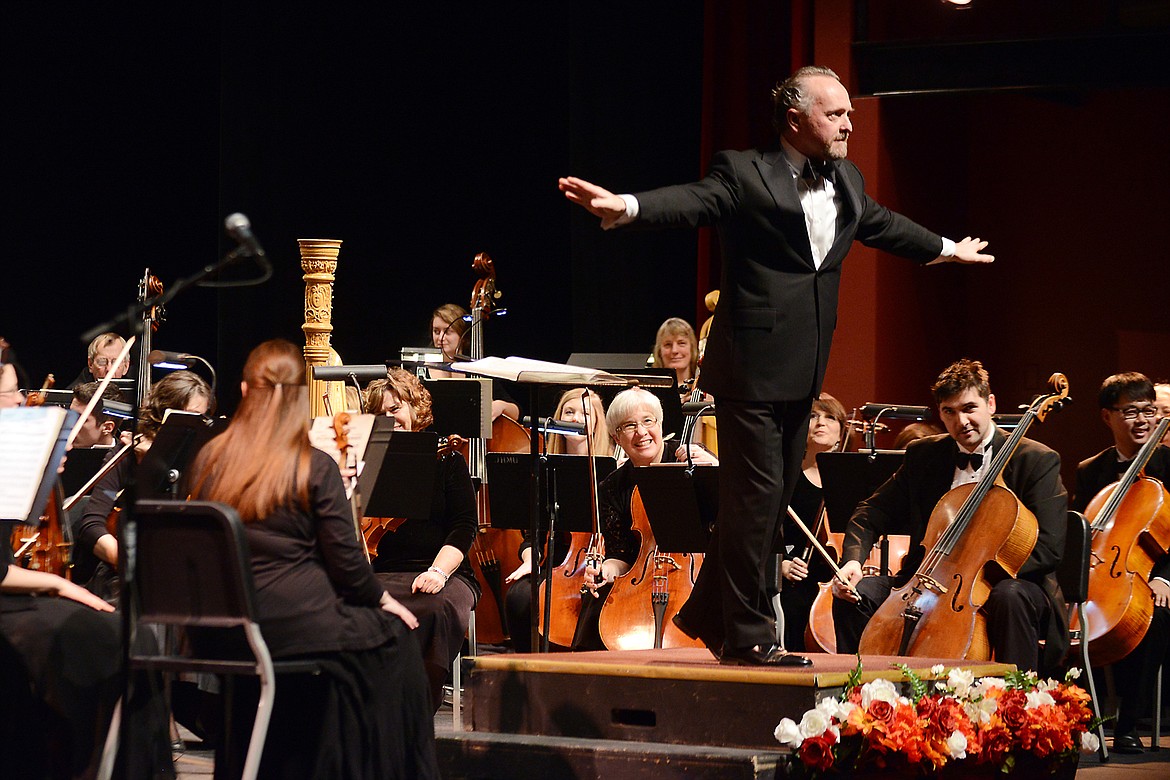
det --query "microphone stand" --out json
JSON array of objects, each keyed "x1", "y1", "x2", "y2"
[{"x1": 84, "y1": 243, "x2": 269, "y2": 775}]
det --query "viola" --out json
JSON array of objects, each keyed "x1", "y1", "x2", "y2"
[
  {"x1": 1077, "y1": 414, "x2": 1170, "y2": 666},
  {"x1": 857, "y1": 373, "x2": 1070, "y2": 660}
]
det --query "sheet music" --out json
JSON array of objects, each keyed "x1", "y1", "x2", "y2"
[
  {"x1": 449, "y1": 356, "x2": 628, "y2": 385},
  {"x1": 0, "y1": 406, "x2": 69, "y2": 522}
]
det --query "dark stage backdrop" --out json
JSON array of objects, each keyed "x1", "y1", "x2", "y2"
[{"x1": 5, "y1": 3, "x2": 705, "y2": 413}]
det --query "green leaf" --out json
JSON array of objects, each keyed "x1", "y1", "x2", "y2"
[{"x1": 894, "y1": 663, "x2": 928, "y2": 702}]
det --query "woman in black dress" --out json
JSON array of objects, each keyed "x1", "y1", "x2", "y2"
[
  {"x1": 364, "y1": 369, "x2": 480, "y2": 711},
  {"x1": 188, "y1": 340, "x2": 436, "y2": 780}
]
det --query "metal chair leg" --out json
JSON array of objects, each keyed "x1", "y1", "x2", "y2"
[{"x1": 1078, "y1": 604, "x2": 1109, "y2": 762}]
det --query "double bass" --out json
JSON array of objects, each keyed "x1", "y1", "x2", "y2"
[
  {"x1": 858, "y1": 373, "x2": 1070, "y2": 660},
  {"x1": 1077, "y1": 414, "x2": 1170, "y2": 667},
  {"x1": 460, "y1": 253, "x2": 529, "y2": 644}
]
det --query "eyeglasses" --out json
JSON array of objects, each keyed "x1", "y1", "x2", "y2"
[
  {"x1": 615, "y1": 417, "x2": 659, "y2": 435},
  {"x1": 1111, "y1": 405, "x2": 1159, "y2": 421},
  {"x1": 92, "y1": 357, "x2": 123, "y2": 368}
]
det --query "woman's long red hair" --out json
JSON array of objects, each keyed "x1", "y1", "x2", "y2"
[{"x1": 189, "y1": 339, "x2": 312, "y2": 521}]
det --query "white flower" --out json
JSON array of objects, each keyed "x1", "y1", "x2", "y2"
[
  {"x1": 1080, "y1": 730, "x2": 1101, "y2": 753},
  {"x1": 815, "y1": 697, "x2": 840, "y2": 719},
  {"x1": 774, "y1": 718, "x2": 802, "y2": 747},
  {"x1": 935, "y1": 681, "x2": 948, "y2": 691},
  {"x1": 1066, "y1": 667, "x2": 1082, "y2": 681},
  {"x1": 964, "y1": 697, "x2": 997, "y2": 726},
  {"x1": 973, "y1": 677, "x2": 1005, "y2": 697},
  {"x1": 1025, "y1": 689, "x2": 1056, "y2": 709},
  {"x1": 834, "y1": 699, "x2": 858, "y2": 721},
  {"x1": 931, "y1": 664, "x2": 946, "y2": 676},
  {"x1": 799, "y1": 709, "x2": 832, "y2": 739},
  {"x1": 946, "y1": 730, "x2": 968, "y2": 760},
  {"x1": 860, "y1": 677, "x2": 900, "y2": 708},
  {"x1": 1037, "y1": 677, "x2": 1059, "y2": 693},
  {"x1": 947, "y1": 668, "x2": 975, "y2": 696}
]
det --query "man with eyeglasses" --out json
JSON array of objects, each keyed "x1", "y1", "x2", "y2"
[
  {"x1": 67, "y1": 332, "x2": 130, "y2": 389},
  {"x1": 1071, "y1": 372, "x2": 1170, "y2": 753}
]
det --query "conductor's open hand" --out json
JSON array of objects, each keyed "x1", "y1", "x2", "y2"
[
  {"x1": 950, "y1": 237, "x2": 994, "y2": 264},
  {"x1": 558, "y1": 176, "x2": 627, "y2": 229}
]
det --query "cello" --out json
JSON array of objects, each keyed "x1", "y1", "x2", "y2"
[
  {"x1": 460, "y1": 252, "x2": 528, "y2": 644},
  {"x1": 597, "y1": 366, "x2": 711, "y2": 650},
  {"x1": 1077, "y1": 414, "x2": 1170, "y2": 667},
  {"x1": 858, "y1": 373, "x2": 1070, "y2": 660}
]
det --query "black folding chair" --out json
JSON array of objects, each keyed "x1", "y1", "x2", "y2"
[
  {"x1": 1058, "y1": 510, "x2": 1109, "y2": 762},
  {"x1": 98, "y1": 500, "x2": 318, "y2": 780}
]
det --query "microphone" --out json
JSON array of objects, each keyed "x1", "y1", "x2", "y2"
[
  {"x1": 520, "y1": 416, "x2": 587, "y2": 436},
  {"x1": 859, "y1": 403, "x2": 932, "y2": 421},
  {"x1": 224, "y1": 213, "x2": 272, "y2": 278},
  {"x1": 224, "y1": 213, "x2": 265, "y2": 258},
  {"x1": 147, "y1": 350, "x2": 196, "y2": 368}
]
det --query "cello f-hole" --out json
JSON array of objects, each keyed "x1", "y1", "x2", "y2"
[
  {"x1": 1107, "y1": 545, "x2": 1123, "y2": 579},
  {"x1": 950, "y1": 573, "x2": 966, "y2": 612}
]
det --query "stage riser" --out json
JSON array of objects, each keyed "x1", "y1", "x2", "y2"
[
  {"x1": 470, "y1": 669, "x2": 825, "y2": 750},
  {"x1": 466, "y1": 649, "x2": 1014, "y2": 752},
  {"x1": 437, "y1": 732, "x2": 783, "y2": 780}
]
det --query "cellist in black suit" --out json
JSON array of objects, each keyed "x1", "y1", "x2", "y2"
[
  {"x1": 560, "y1": 65, "x2": 993, "y2": 666},
  {"x1": 1071, "y1": 372, "x2": 1170, "y2": 753},
  {"x1": 831, "y1": 359, "x2": 1069, "y2": 673}
]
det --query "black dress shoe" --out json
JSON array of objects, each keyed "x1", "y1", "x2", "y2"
[
  {"x1": 720, "y1": 644, "x2": 812, "y2": 667},
  {"x1": 1113, "y1": 732, "x2": 1144, "y2": 754},
  {"x1": 671, "y1": 613, "x2": 723, "y2": 659}
]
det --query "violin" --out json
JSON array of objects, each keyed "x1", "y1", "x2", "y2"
[
  {"x1": 1077, "y1": 414, "x2": 1170, "y2": 666},
  {"x1": 9, "y1": 375, "x2": 74, "y2": 578},
  {"x1": 857, "y1": 373, "x2": 1070, "y2": 660}
]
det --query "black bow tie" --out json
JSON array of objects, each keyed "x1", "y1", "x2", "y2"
[
  {"x1": 955, "y1": 450, "x2": 983, "y2": 471},
  {"x1": 801, "y1": 159, "x2": 834, "y2": 184}
]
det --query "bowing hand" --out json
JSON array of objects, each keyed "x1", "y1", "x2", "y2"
[
  {"x1": 782, "y1": 557, "x2": 809, "y2": 582},
  {"x1": 950, "y1": 237, "x2": 994, "y2": 265},
  {"x1": 831, "y1": 560, "x2": 863, "y2": 603},
  {"x1": 1152, "y1": 578, "x2": 1170, "y2": 609},
  {"x1": 558, "y1": 176, "x2": 627, "y2": 229}
]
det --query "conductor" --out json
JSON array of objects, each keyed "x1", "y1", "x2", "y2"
[{"x1": 560, "y1": 65, "x2": 993, "y2": 666}]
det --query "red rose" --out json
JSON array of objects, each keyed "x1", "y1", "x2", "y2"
[
  {"x1": 917, "y1": 696, "x2": 938, "y2": 720},
  {"x1": 1000, "y1": 702, "x2": 1027, "y2": 730},
  {"x1": 799, "y1": 732, "x2": 836, "y2": 772},
  {"x1": 981, "y1": 729, "x2": 1013, "y2": 763},
  {"x1": 869, "y1": 699, "x2": 896, "y2": 724},
  {"x1": 936, "y1": 700, "x2": 964, "y2": 732}
]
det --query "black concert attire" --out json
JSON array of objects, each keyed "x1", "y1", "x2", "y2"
[
  {"x1": 66, "y1": 367, "x2": 98, "y2": 390},
  {"x1": 774, "y1": 472, "x2": 835, "y2": 652},
  {"x1": 503, "y1": 529, "x2": 572, "y2": 653},
  {"x1": 373, "y1": 450, "x2": 479, "y2": 711},
  {"x1": 73, "y1": 451, "x2": 132, "y2": 602},
  {"x1": 1072, "y1": 444, "x2": 1170, "y2": 741},
  {"x1": 210, "y1": 448, "x2": 437, "y2": 780},
  {"x1": 833, "y1": 430, "x2": 1069, "y2": 673},
  {"x1": 632, "y1": 145, "x2": 948, "y2": 656},
  {"x1": 0, "y1": 540, "x2": 173, "y2": 779}
]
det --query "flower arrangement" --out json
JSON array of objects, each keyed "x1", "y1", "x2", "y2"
[{"x1": 774, "y1": 660, "x2": 1101, "y2": 777}]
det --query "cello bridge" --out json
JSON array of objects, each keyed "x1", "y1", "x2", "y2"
[{"x1": 914, "y1": 574, "x2": 947, "y2": 595}]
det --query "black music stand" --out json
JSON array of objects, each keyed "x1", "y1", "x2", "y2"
[
  {"x1": 358, "y1": 421, "x2": 440, "y2": 518},
  {"x1": 140, "y1": 413, "x2": 227, "y2": 500},
  {"x1": 817, "y1": 451, "x2": 905, "y2": 574},
  {"x1": 425, "y1": 378, "x2": 491, "y2": 440},
  {"x1": 486, "y1": 453, "x2": 615, "y2": 532},
  {"x1": 632, "y1": 464, "x2": 718, "y2": 554}
]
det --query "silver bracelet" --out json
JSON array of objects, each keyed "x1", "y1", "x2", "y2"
[{"x1": 427, "y1": 565, "x2": 449, "y2": 583}]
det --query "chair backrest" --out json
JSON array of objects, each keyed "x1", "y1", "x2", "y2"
[
  {"x1": 1056, "y1": 510, "x2": 1091, "y2": 603},
  {"x1": 132, "y1": 500, "x2": 258, "y2": 628}
]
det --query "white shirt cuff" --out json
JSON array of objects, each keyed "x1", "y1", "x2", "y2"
[
  {"x1": 606, "y1": 194, "x2": 640, "y2": 229},
  {"x1": 925, "y1": 237, "x2": 956, "y2": 266}
]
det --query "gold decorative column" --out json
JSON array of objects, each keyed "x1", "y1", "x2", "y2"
[{"x1": 299, "y1": 238, "x2": 346, "y2": 418}]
